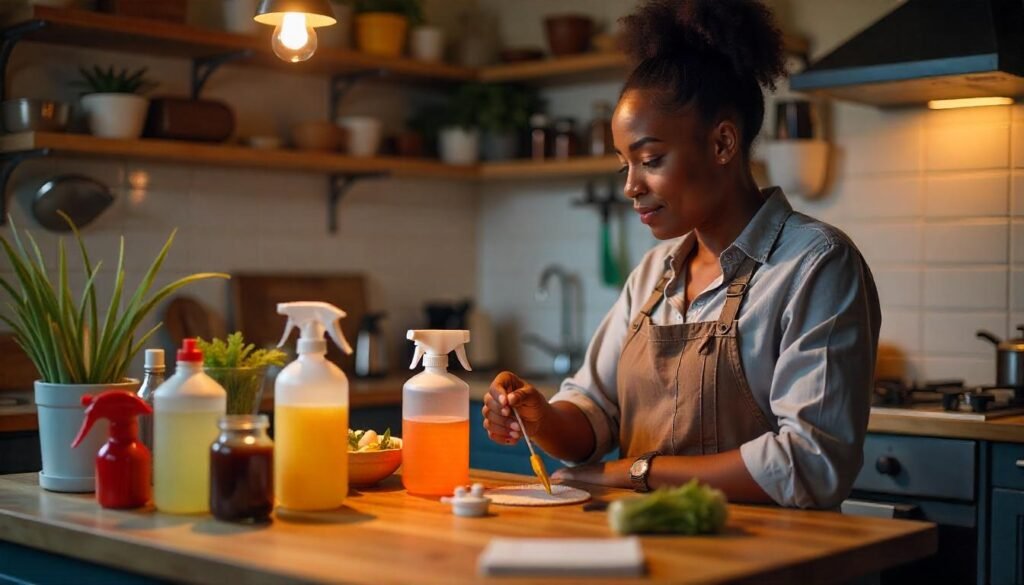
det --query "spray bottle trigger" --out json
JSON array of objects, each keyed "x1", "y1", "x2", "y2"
[
  {"x1": 328, "y1": 320, "x2": 353, "y2": 355},
  {"x1": 277, "y1": 318, "x2": 297, "y2": 348},
  {"x1": 71, "y1": 394, "x2": 98, "y2": 448},
  {"x1": 409, "y1": 345, "x2": 425, "y2": 369},
  {"x1": 454, "y1": 345, "x2": 472, "y2": 371}
]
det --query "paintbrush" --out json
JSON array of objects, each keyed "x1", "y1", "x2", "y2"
[{"x1": 512, "y1": 407, "x2": 552, "y2": 495}]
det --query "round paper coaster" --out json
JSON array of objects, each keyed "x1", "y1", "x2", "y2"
[{"x1": 485, "y1": 484, "x2": 591, "y2": 507}]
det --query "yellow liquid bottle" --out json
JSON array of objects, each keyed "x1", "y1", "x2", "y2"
[
  {"x1": 275, "y1": 404, "x2": 349, "y2": 510},
  {"x1": 274, "y1": 301, "x2": 354, "y2": 511},
  {"x1": 153, "y1": 340, "x2": 227, "y2": 514}
]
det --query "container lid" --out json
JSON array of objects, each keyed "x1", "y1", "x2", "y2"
[
  {"x1": 176, "y1": 338, "x2": 202, "y2": 363},
  {"x1": 1002, "y1": 325, "x2": 1024, "y2": 351}
]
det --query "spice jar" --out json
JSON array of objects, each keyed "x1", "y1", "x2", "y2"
[
  {"x1": 530, "y1": 113, "x2": 552, "y2": 161},
  {"x1": 588, "y1": 101, "x2": 614, "y2": 156},
  {"x1": 553, "y1": 117, "x2": 580, "y2": 160},
  {"x1": 210, "y1": 414, "x2": 274, "y2": 523}
]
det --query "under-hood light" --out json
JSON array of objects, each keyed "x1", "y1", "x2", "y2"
[{"x1": 927, "y1": 97, "x2": 1014, "y2": 110}]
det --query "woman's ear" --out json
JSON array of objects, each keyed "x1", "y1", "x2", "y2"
[{"x1": 711, "y1": 119, "x2": 741, "y2": 165}]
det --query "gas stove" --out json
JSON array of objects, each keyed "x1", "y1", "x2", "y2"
[{"x1": 870, "y1": 379, "x2": 1024, "y2": 421}]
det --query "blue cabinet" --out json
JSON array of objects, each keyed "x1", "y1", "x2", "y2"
[
  {"x1": 469, "y1": 400, "x2": 564, "y2": 475},
  {"x1": 990, "y1": 488, "x2": 1024, "y2": 585}
]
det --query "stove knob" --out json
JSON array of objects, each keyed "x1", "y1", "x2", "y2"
[{"x1": 876, "y1": 456, "x2": 901, "y2": 476}]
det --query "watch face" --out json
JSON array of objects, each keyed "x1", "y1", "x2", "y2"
[{"x1": 630, "y1": 458, "x2": 649, "y2": 478}]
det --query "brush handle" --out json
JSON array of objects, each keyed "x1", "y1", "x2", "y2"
[{"x1": 512, "y1": 408, "x2": 537, "y2": 457}]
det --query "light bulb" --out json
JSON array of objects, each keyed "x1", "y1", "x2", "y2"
[{"x1": 272, "y1": 12, "x2": 317, "y2": 63}]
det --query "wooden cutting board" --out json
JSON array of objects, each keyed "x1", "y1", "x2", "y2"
[{"x1": 231, "y1": 274, "x2": 367, "y2": 375}]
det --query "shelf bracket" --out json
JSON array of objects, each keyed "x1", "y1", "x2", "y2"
[
  {"x1": 329, "y1": 70, "x2": 385, "y2": 121},
  {"x1": 0, "y1": 20, "x2": 47, "y2": 100},
  {"x1": 327, "y1": 172, "x2": 386, "y2": 234},
  {"x1": 0, "y1": 148, "x2": 50, "y2": 225},
  {"x1": 191, "y1": 49, "x2": 254, "y2": 100}
]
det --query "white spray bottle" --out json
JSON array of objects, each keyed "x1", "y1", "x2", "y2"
[
  {"x1": 274, "y1": 301, "x2": 353, "y2": 510},
  {"x1": 402, "y1": 329, "x2": 472, "y2": 496}
]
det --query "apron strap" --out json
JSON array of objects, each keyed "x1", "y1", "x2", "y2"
[
  {"x1": 715, "y1": 256, "x2": 759, "y2": 335},
  {"x1": 630, "y1": 273, "x2": 671, "y2": 331}
]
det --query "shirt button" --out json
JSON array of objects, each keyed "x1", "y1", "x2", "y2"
[{"x1": 676, "y1": 313, "x2": 684, "y2": 321}]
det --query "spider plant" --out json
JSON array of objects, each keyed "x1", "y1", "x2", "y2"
[
  {"x1": 0, "y1": 214, "x2": 228, "y2": 384},
  {"x1": 71, "y1": 65, "x2": 158, "y2": 95}
]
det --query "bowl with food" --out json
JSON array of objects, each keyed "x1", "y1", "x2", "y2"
[{"x1": 348, "y1": 428, "x2": 402, "y2": 487}]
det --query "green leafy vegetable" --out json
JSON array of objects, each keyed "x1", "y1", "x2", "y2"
[
  {"x1": 196, "y1": 332, "x2": 286, "y2": 369},
  {"x1": 608, "y1": 479, "x2": 728, "y2": 535},
  {"x1": 348, "y1": 428, "x2": 394, "y2": 451},
  {"x1": 71, "y1": 65, "x2": 158, "y2": 95}
]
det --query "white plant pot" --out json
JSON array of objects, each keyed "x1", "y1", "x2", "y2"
[
  {"x1": 337, "y1": 116, "x2": 382, "y2": 157},
  {"x1": 411, "y1": 26, "x2": 444, "y2": 62},
  {"x1": 223, "y1": 0, "x2": 260, "y2": 35},
  {"x1": 439, "y1": 127, "x2": 480, "y2": 165},
  {"x1": 35, "y1": 379, "x2": 140, "y2": 492},
  {"x1": 81, "y1": 93, "x2": 149, "y2": 139},
  {"x1": 762, "y1": 139, "x2": 830, "y2": 199}
]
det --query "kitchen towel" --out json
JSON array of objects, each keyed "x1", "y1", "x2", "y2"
[{"x1": 477, "y1": 537, "x2": 645, "y2": 577}]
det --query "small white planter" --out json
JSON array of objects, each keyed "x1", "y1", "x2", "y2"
[
  {"x1": 81, "y1": 93, "x2": 149, "y2": 139},
  {"x1": 35, "y1": 379, "x2": 140, "y2": 493},
  {"x1": 439, "y1": 127, "x2": 480, "y2": 165},
  {"x1": 411, "y1": 26, "x2": 444, "y2": 62},
  {"x1": 762, "y1": 139, "x2": 830, "y2": 199},
  {"x1": 337, "y1": 116, "x2": 382, "y2": 157}
]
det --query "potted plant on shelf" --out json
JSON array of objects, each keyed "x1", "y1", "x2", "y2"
[
  {"x1": 437, "y1": 83, "x2": 486, "y2": 165},
  {"x1": 0, "y1": 215, "x2": 227, "y2": 492},
  {"x1": 197, "y1": 333, "x2": 286, "y2": 415},
  {"x1": 73, "y1": 65, "x2": 157, "y2": 139},
  {"x1": 477, "y1": 84, "x2": 542, "y2": 161},
  {"x1": 354, "y1": 0, "x2": 423, "y2": 57}
]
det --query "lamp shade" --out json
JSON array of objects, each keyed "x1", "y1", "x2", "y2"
[{"x1": 254, "y1": 0, "x2": 336, "y2": 27}]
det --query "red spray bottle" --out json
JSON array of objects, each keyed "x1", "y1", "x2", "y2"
[{"x1": 72, "y1": 391, "x2": 153, "y2": 509}]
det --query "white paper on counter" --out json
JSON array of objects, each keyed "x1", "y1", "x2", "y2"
[{"x1": 477, "y1": 537, "x2": 645, "y2": 577}]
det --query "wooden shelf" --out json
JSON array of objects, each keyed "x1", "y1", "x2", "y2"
[
  {"x1": 2, "y1": 6, "x2": 474, "y2": 83},
  {"x1": 0, "y1": 132, "x2": 477, "y2": 180},
  {"x1": 479, "y1": 155, "x2": 620, "y2": 180}
]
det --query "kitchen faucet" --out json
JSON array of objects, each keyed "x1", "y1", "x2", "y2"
[{"x1": 522, "y1": 265, "x2": 584, "y2": 377}]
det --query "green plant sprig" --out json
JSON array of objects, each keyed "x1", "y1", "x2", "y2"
[
  {"x1": 71, "y1": 65, "x2": 158, "y2": 95},
  {"x1": 0, "y1": 213, "x2": 228, "y2": 385},
  {"x1": 196, "y1": 332, "x2": 287, "y2": 369}
]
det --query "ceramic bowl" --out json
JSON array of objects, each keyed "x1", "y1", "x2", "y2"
[{"x1": 348, "y1": 437, "x2": 402, "y2": 487}]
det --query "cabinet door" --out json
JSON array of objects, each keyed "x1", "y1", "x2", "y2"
[{"x1": 991, "y1": 488, "x2": 1024, "y2": 585}]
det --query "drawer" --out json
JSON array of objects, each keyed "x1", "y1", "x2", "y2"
[
  {"x1": 854, "y1": 434, "x2": 975, "y2": 501},
  {"x1": 992, "y1": 442, "x2": 1024, "y2": 490}
]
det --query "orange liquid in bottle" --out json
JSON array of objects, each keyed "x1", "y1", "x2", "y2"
[{"x1": 402, "y1": 416, "x2": 469, "y2": 496}]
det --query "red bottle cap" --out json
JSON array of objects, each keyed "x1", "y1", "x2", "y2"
[{"x1": 177, "y1": 338, "x2": 203, "y2": 363}]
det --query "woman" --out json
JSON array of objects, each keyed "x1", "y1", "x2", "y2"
[{"x1": 482, "y1": 0, "x2": 880, "y2": 509}]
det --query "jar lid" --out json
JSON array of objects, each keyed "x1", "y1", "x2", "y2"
[{"x1": 219, "y1": 414, "x2": 269, "y2": 431}]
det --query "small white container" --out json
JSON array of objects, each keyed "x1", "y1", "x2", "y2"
[
  {"x1": 80, "y1": 93, "x2": 149, "y2": 139},
  {"x1": 439, "y1": 126, "x2": 480, "y2": 165},
  {"x1": 762, "y1": 139, "x2": 830, "y2": 199},
  {"x1": 337, "y1": 116, "x2": 382, "y2": 157},
  {"x1": 410, "y1": 26, "x2": 444, "y2": 62},
  {"x1": 223, "y1": 0, "x2": 260, "y2": 35}
]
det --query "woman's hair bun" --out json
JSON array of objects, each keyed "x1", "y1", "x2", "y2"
[{"x1": 620, "y1": 0, "x2": 785, "y2": 90}]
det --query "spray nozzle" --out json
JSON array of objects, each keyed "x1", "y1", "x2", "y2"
[
  {"x1": 407, "y1": 329, "x2": 472, "y2": 371},
  {"x1": 72, "y1": 391, "x2": 153, "y2": 448},
  {"x1": 277, "y1": 301, "x2": 353, "y2": 355}
]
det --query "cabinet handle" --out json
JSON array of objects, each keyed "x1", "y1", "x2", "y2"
[{"x1": 1016, "y1": 459, "x2": 1024, "y2": 469}]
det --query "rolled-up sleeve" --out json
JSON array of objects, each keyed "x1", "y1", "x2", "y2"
[
  {"x1": 740, "y1": 240, "x2": 880, "y2": 508},
  {"x1": 548, "y1": 274, "x2": 635, "y2": 464}
]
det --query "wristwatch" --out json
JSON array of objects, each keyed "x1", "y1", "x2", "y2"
[{"x1": 629, "y1": 451, "x2": 660, "y2": 492}]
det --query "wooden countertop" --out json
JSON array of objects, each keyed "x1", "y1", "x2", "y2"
[{"x1": 0, "y1": 471, "x2": 935, "y2": 584}]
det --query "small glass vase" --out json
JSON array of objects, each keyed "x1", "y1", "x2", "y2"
[{"x1": 203, "y1": 366, "x2": 268, "y2": 415}]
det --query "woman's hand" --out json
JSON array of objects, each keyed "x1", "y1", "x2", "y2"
[
  {"x1": 551, "y1": 459, "x2": 633, "y2": 489},
  {"x1": 482, "y1": 371, "x2": 549, "y2": 445}
]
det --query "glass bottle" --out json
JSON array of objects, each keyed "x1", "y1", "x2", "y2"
[
  {"x1": 554, "y1": 117, "x2": 580, "y2": 160},
  {"x1": 210, "y1": 415, "x2": 274, "y2": 523},
  {"x1": 529, "y1": 113, "x2": 552, "y2": 161},
  {"x1": 589, "y1": 101, "x2": 614, "y2": 156},
  {"x1": 136, "y1": 349, "x2": 165, "y2": 463}
]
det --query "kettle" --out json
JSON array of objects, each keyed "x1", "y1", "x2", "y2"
[
  {"x1": 976, "y1": 325, "x2": 1024, "y2": 388},
  {"x1": 355, "y1": 312, "x2": 389, "y2": 378}
]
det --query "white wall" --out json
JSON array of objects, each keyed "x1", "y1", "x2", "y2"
[{"x1": 476, "y1": 0, "x2": 1021, "y2": 385}]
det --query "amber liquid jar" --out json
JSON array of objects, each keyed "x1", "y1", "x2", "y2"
[{"x1": 210, "y1": 415, "x2": 274, "y2": 523}]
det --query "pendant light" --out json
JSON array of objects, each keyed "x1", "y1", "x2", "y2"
[{"x1": 254, "y1": 0, "x2": 337, "y2": 63}]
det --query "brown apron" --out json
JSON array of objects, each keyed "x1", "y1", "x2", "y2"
[{"x1": 615, "y1": 255, "x2": 774, "y2": 458}]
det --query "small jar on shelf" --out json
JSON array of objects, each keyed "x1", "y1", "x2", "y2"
[{"x1": 553, "y1": 117, "x2": 580, "y2": 160}]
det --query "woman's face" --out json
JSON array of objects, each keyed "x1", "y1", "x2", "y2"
[{"x1": 612, "y1": 89, "x2": 726, "y2": 240}]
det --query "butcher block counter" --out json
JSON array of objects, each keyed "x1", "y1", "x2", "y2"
[{"x1": 0, "y1": 471, "x2": 936, "y2": 584}]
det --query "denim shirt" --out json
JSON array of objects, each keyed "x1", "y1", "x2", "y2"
[{"x1": 550, "y1": 188, "x2": 882, "y2": 508}]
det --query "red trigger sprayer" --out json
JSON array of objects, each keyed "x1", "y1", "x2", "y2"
[{"x1": 72, "y1": 391, "x2": 153, "y2": 509}]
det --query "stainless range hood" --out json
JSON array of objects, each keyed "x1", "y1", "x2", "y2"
[{"x1": 789, "y1": 0, "x2": 1024, "y2": 107}]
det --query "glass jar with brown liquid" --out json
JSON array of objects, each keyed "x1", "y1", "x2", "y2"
[{"x1": 209, "y1": 414, "x2": 274, "y2": 522}]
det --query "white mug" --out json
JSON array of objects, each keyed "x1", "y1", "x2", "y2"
[
  {"x1": 411, "y1": 26, "x2": 444, "y2": 62},
  {"x1": 337, "y1": 116, "x2": 382, "y2": 157}
]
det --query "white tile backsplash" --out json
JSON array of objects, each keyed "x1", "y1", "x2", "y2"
[
  {"x1": 922, "y1": 311, "x2": 1009, "y2": 356},
  {"x1": 835, "y1": 175, "x2": 922, "y2": 219},
  {"x1": 872, "y1": 267, "x2": 921, "y2": 308},
  {"x1": 925, "y1": 172, "x2": 1008, "y2": 218},
  {"x1": 919, "y1": 356, "x2": 995, "y2": 386},
  {"x1": 1013, "y1": 220, "x2": 1024, "y2": 264},
  {"x1": 924, "y1": 268, "x2": 1008, "y2": 310},
  {"x1": 1013, "y1": 172, "x2": 1024, "y2": 216},
  {"x1": 923, "y1": 221, "x2": 1009, "y2": 264},
  {"x1": 1012, "y1": 269, "x2": 1024, "y2": 311},
  {"x1": 842, "y1": 222, "x2": 922, "y2": 266},
  {"x1": 925, "y1": 122, "x2": 1010, "y2": 171},
  {"x1": 878, "y1": 309, "x2": 921, "y2": 353}
]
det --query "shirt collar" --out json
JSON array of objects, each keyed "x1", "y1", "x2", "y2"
[{"x1": 663, "y1": 187, "x2": 792, "y2": 276}]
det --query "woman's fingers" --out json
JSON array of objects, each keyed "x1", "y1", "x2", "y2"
[{"x1": 481, "y1": 397, "x2": 520, "y2": 444}]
